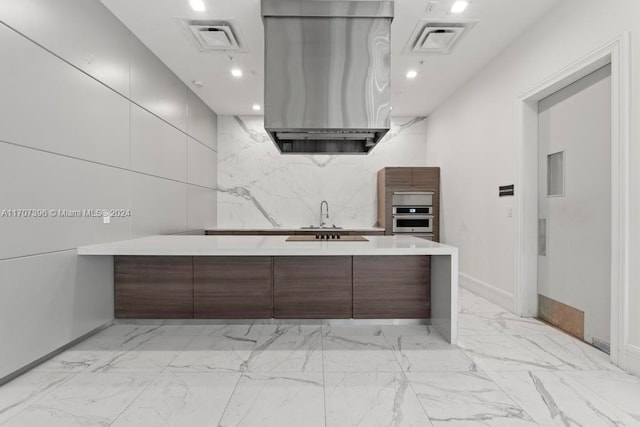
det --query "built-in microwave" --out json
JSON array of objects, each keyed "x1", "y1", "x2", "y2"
[{"x1": 392, "y1": 214, "x2": 434, "y2": 234}]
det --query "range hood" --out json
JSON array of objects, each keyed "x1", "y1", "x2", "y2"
[{"x1": 261, "y1": 0, "x2": 394, "y2": 154}]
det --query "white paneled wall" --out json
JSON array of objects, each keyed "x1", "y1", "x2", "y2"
[{"x1": 0, "y1": 0, "x2": 217, "y2": 380}]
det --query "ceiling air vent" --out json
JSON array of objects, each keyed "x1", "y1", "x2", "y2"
[
  {"x1": 403, "y1": 20, "x2": 476, "y2": 54},
  {"x1": 176, "y1": 19, "x2": 248, "y2": 53}
]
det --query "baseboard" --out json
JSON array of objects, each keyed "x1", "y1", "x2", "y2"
[
  {"x1": 0, "y1": 320, "x2": 113, "y2": 386},
  {"x1": 459, "y1": 272, "x2": 514, "y2": 313},
  {"x1": 624, "y1": 344, "x2": 640, "y2": 377}
]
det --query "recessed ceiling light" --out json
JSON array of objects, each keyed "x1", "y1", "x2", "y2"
[
  {"x1": 189, "y1": 0, "x2": 206, "y2": 12},
  {"x1": 450, "y1": 1, "x2": 468, "y2": 14},
  {"x1": 252, "y1": 104, "x2": 261, "y2": 111},
  {"x1": 406, "y1": 70, "x2": 418, "y2": 79},
  {"x1": 231, "y1": 68, "x2": 243, "y2": 78}
]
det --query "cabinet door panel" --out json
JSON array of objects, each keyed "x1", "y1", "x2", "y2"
[
  {"x1": 274, "y1": 257, "x2": 352, "y2": 318},
  {"x1": 115, "y1": 256, "x2": 193, "y2": 319},
  {"x1": 385, "y1": 167, "x2": 412, "y2": 187},
  {"x1": 353, "y1": 256, "x2": 430, "y2": 318},
  {"x1": 194, "y1": 257, "x2": 272, "y2": 318},
  {"x1": 411, "y1": 167, "x2": 440, "y2": 188}
]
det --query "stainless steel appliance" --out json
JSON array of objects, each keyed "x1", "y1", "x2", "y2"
[
  {"x1": 261, "y1": 0, "x2": 393, "y2": 154},
  {"x1": 392, "y1": 192, "x2": 435, "y2": 240}
]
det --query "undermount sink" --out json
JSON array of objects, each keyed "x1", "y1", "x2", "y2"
[{"x1": 300, "y1": 225, "x2": 343, "y2": 230}]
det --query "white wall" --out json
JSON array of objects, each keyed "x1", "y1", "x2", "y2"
[
  {"x1": 0, "y1": 0, "x2": 217, "y2": 380},
  {"x1": 425, "y1": 0, "x2": 640, "y2": 374},
  {"x1": 216, "y1": 115, "x2": 427, "y2": 228}
]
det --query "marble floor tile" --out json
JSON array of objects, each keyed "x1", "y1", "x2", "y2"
[
  {"x1": 199, "y1": 323, "x2": 265, "y2": 341},
  {"x1": 380, "y1": 324, "x2": 443, "y2": 341},
  {"x1": 457, "y1": 313, "x2": 503, "y2": 336},
  {"x1": 486, "y1": 370, "x2": 640, "y2": 426},
  {"x1": 246, "y1": 329, "x2": 323, "y2": 373},
  {"x1": 94, "y1": 324, "x2": 161, "y2": 339},
  {"x1": 323, "y1": 324, "x2": 384, "y2": 339},
  {"x1": 0, "y1": 372, "x2": 72, "y2": 424},
  {"x1": 3, "y1": 373, "x2": 155, "y2": 427},
  {"x1": 152, "y1": 324, "x2": 206, "y2": 336},
  {"x1": 512, "y1": 333, "x2": 621, "y2": 371},
  {"x1": 168, "y1": 335, "x2": 256, "y2": 373},
  {"x1": 32, "y1": 336, "x2": 130, "y2": 374},
  {"x1": 90, "y1": 335, "x2": 194, "y2": 373},
  {"x1": 407, "y1": 371, "x2": 537, "y2": 426},
  {"x1": 217, "y1": 373, "x2": 324, "y2": 427},
  {"x1": 388, "y1": 335, "x2": 477, "y2": 373},
  {"x1": 563, "y1": 370, "x2": 640, "y2": 421},
  {"x1": 458, "y1": 293, "x2": 508, "y2": 315},
  {"x1": 3, "y1": 288, "x2": 634, "y2": 426},
  {"x1": 324, "y1": 371, "x2": 432, "y2": 426},
  {"x1": 323, "y1": 332, "x2": 402, "y2": 372},
  {"x1": 458, "y1": 334, "x2": 571, "y2": 372},
  {"x1": 259, "y1": 324, "x2": 323, "y2": 338},
  {"x1": 487, "y1": 312, "x2": 563, "y2": 335},
  {"x1": 111, "y1": 372, "x2": 240, "y2": 427}
]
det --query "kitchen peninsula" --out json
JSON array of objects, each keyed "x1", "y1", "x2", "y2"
[{"x1": 78, "y1": 235, "x2": 458, "y2": 344}]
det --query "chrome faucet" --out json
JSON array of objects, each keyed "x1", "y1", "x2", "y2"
[{"x1": 320, "y1": 200, "x2": 329, "y2": 227}]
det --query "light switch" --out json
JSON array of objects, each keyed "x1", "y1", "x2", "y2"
[
  {"x1": 103, "y1": 214, "x2": 111, "y2": 224},
  {"x1": 506, "y1": 208, "x2": 513, "y2": 218}
]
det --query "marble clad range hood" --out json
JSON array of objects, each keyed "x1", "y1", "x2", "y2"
[{"x1": 261, "y1": 0, "x2": 394, "y2": 154}]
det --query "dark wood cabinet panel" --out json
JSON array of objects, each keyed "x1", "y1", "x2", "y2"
[
  {"x1": 353, "y1": 256, "x2": 431, "y2": 318},
  {"x1": 411, "y1": 167, "x2": 440, "y2": 188},
  {"x1": 115, "y1": 256, "x2": 193, "y2": 319},
  {"x1": 384, "y1": 167, "x2": 412, "y2": 187},
  {"x1": 194, "y1": 257, "x2": 273, "y2": 318},
  {"x1": 274, "y1": 256, "x2": 352, "y2": 318},
  {"x1": 207, "y1": 230, "x2": 384, "y2": 236}
]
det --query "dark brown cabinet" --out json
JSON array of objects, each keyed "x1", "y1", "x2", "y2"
[
  {"x1": 206, "y1": 230, "x2": 384, "y2": 236},
  {"x1": 114, "y1": 255, "x2": 431, "y2": 320},
  {"x1": 194, "y1": 257, "x2": 273, "y2": 318},
  {"x1": 353, "y1": 256, "x2": 431, "y2": 318},
  {"x1": 383, "y1": 167, "x2": 413, "y2": 187},
  {"x1": 114, "y1": 256, "x2": 193, "y2": 319},
  {"x1": 377, "y1": 167, "x2": 441, "y2": 240},
  {"x1": 273, "y1": 256, "x2": 352, "y2": 318},
  {"x1": 381, "y1": 167, "x2": 438, "y2": 189}
]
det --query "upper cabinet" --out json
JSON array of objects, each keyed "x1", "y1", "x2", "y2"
[{"x1": 382, "y1": 167, "x2": 439, "y2": 189}]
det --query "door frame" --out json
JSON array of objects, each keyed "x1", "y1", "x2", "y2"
[{"x1": 514, "y1": 33, "x2": 630, "y2": 367}]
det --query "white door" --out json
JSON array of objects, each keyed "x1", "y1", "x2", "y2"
[{"x1": 537, "y1": 64, "x2": 611, "y2": 351}]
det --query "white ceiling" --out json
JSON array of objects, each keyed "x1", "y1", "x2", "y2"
[{"x1": 101, "y1": 0, "x2": 560, "y2": 116}]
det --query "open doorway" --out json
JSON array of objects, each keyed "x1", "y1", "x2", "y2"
[{"x1": 514, "y1": 34, "x2": 630, "y2": 368}]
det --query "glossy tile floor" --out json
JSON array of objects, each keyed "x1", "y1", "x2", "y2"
[{"x1": 1, "y1": 288, "x2": 639, "y2": 426}]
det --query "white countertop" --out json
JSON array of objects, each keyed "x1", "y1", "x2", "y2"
[
  {"x1": 206, "y1": 227, "x2": 386, "y2": 232},
  {"x1": 77, "y1": 235, "x2": 457, "y2": 257}
]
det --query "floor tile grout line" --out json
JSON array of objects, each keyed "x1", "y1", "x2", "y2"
[
  {"x1": 0, "y1": 371, "x2": 80, "y2": 425},
  {"x1": 106, "y1": 371, "x2": 163, "y2": 426},
  {"x1": 379, "y1": 328, "x2": 435, "y2": 425},
  {"x1": 214, "y1": 372, "x2": 244, "y2": 427},
  {"x1": 321, "y1": 327, "x2": 327, "y2": 427},
  {"x1": 476, "y1": 368, "x2": 543, "y2": 424}
]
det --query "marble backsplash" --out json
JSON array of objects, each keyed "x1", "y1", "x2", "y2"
[{"x1": 216, "y1": 115, "x2": 428, "y2": 228}]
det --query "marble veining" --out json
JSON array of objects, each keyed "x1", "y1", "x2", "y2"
[
  {"x1": 1, "y1": 288, "x2": 638, "y2": 426},
  {"x1": 216, "y1": 115, "x2": 428, "y2": 228}
]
